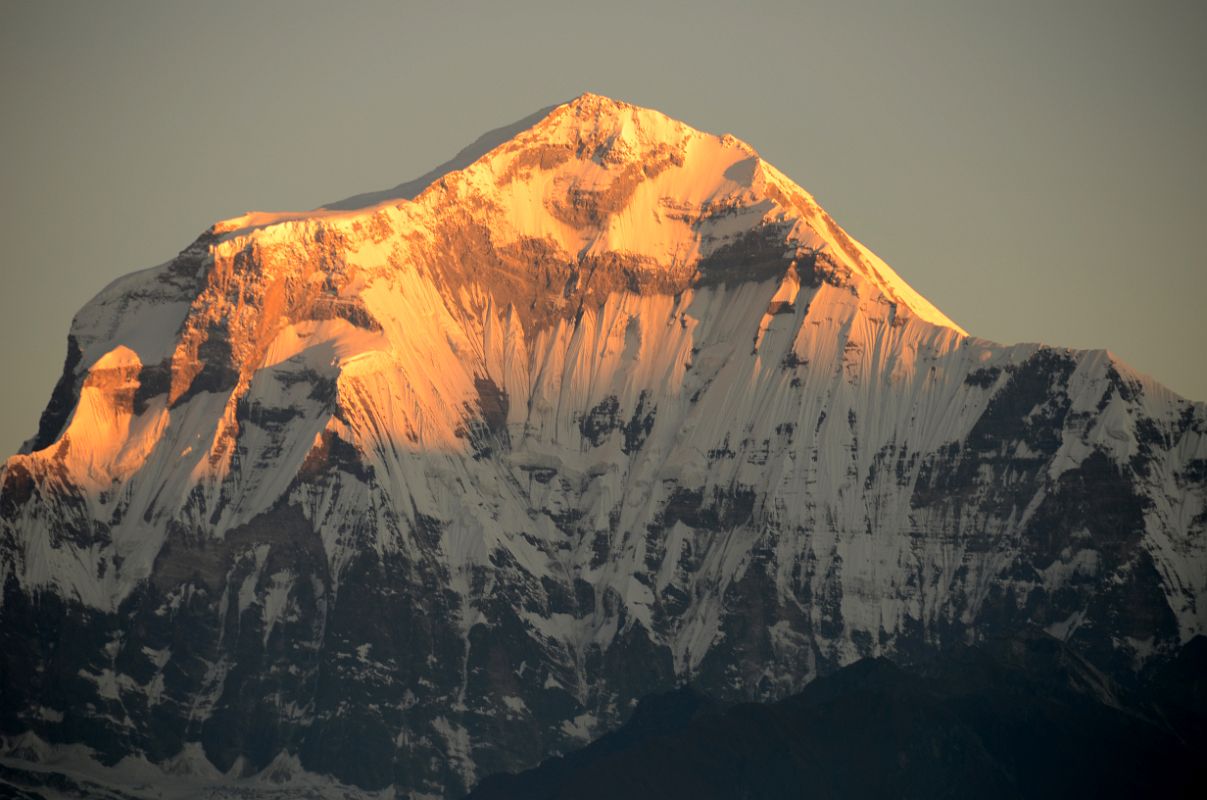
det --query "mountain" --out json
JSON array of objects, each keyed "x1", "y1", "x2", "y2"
[
  {"x1": 467, "y1": 632, "x2": 1207, "y2": 800},
  {"x1": 1, "y1": 93, "x2": 1205, "y2": 798}
]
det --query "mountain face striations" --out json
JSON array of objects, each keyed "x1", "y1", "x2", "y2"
[{"x1": 1, "y1": 94, "x2": 1205, "y2": 798}]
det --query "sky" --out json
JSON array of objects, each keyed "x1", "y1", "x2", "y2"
[{"x1": 1, "y1": 0, "x2": 1204, "y2": 456}]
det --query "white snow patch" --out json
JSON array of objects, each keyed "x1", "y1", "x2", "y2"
[{"x1": 560, "y1": 711, "x2": 598, "y2": 742}]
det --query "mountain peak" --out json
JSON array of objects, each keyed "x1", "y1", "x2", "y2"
[
  {"x1": 425, "y1": 94, "x2": 964, "y2": 333},
  {"x1": 565, "y1": 90, "x2": 633, "y2": 111},
  {"x1": 320, "y1": 93, "x2": 682, "y2": 213},
  {"x1": 303, "y1": 95, "x2": 966, "y2": 333},
  {"x1": 520, "y1": 91, "x2": 758, "y2": 168}
]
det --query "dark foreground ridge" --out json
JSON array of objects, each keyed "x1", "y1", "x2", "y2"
[{"x1": 467, "y1": 632, "x2": 1207, "y2": 800}]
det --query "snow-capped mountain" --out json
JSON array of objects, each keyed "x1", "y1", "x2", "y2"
[{"x1": 2, "y1": 93, "x2": 1205, "y2": 798}]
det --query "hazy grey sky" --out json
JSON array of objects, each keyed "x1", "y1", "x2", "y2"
[{"x1": 2, "y1": 0, "x2": 1204, "y2": 455}]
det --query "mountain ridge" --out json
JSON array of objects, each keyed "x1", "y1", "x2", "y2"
[
  {"x1": 319, "y1": 102, "x2": 562, "y2": 213},
  {"x1": 467, "y1": 632, "x2": 1207, "y2": 800}
]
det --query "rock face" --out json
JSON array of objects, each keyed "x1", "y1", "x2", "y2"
[{"x1": 1, "y1": 94, "x2": 1205, "y2": 797}]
